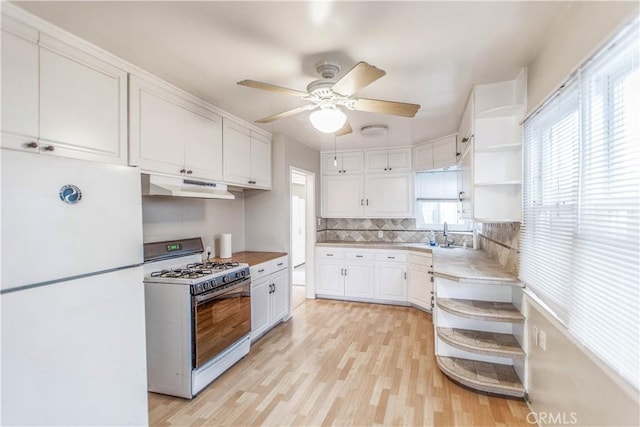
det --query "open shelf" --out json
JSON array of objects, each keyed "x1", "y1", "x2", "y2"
[
  {"x1": 476, "y1": 104, "x2": 524, "y2": 119},
  {"x1": 437, "y1": 298, "x2": 524, "y2": 323},
  {"x1": 437, "y1": 356, "x2": 525, "y2": 398},
  {"x1": 437, "y1": 327, "x2": 525, "y2": 359},
  {"x1": 475, "y1": 181, "x2": 521, "y2": 187},
  {"x1": 475, "y1": 143, "x2": 522, "y2": 153}
]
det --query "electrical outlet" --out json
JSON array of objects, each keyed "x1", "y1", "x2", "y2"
[
  {"x1": 378, "y1": 230, "x2": 383, "y2": 238},
  {"x1": 539, "y1": 330, "x2": 547, "y2": 351}
]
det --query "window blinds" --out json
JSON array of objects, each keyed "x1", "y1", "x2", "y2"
[
  {"x1": 415, "y1": 171, "x2": 458, "y2": 200},
  {"x1": 521, "y1": 19, "x2": 639, "y2": 390}
]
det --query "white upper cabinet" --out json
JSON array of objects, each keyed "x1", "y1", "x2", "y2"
[
  {"x1": 413, "y1": 134, "x2": 457, "y2": 172},
  {"x1": 322, "y1": 151, "x2": 364, "y2": 175},
  {"x1": 1, "y1": 16, "x2": 127, "y2": 164},
  {"x1": 1, "y1": 18, "x2": 38, "y2": 150},
  {"x1": 222, "y1": 119, "x2": 272, "y2": 189},
  {"x1": 129, "y1": 75, "x2": 223, "y2": 181},
  {"x1": 321, "y1": 174, "x2": 365, "y2": 218},
  {"x1": 364, "y1": 173, "x2": 414, "y2": 218},
  {"x1": 365, "y1": 148, "x2": 411, "y2": 173}
]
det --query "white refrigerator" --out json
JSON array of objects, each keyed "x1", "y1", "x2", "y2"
[{"x1": 1, "y1": 150, "x2": 149, "y2": 426}]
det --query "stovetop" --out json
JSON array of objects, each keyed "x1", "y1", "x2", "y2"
[{"x1": 150, "y1": 262, "x2": 241, "y2": 280}]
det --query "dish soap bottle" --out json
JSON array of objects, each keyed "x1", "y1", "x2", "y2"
[{"x1": 429, "y1": 231, "x2": 436, "y2": 247}]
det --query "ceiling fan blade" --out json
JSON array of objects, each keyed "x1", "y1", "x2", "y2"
[
  {"x1": 331, "y1": 62, "x2": 386, "y2": 96},
  {"x1": 335, "y1": 120, "x2": 352, "y2": 137},
  {"x1": 353, "y1": 98, "x2": 420, "y2": 117},
  {"x1": 237, "y1": 80, "x2": 308, "y2": 97},
  {"x1": 255, "y1": 104, "x2": 316, "y2": 123}
]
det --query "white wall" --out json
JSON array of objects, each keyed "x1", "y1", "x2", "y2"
[
  {"x1": 142, "y1": 193, "x2": 245, "y2": 256},
  {"x1": 244, "y1": 134, "x2": 320, "y2": 252},
  {"x1": 526, "y1": 297, "x2": 639, "y2": 426},
  {"x1": 524, "y1": 3, "x2": 639, "y2": 425},
  {"x1": 527, "y1": 1, "x2": 639, "y2": 113}
]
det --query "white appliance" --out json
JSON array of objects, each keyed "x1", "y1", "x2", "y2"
[
  {"x1": 0, "y1": 150, "x2": 149, "y2": 426},
  {"x1": 143, "y1": 238, "x2": 251, "y2": 399}
]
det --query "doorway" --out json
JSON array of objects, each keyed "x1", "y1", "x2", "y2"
[{"x1": 290, "y1": 167, "x2": 316, "y2": 312}]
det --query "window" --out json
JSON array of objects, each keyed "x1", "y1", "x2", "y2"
[
  {"x1": 415, "y1": 170, "x2": 470, "y2": 230},
  {"x1": 521, "y1": 19, "x2": 639, "y2": 390}
]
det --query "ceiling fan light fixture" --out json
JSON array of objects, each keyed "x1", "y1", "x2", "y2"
[
  {"x1": 360, "y1": 125, "x2": 389, "y2": 136},
  {"x1": 309, "y1": 107, "x2": 347, "y2": 133}
]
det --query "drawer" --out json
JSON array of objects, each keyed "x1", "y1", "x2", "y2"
[
  {"x1": 345, "y1": 250, "x2": 374, "y2": 261},
  {"x1": 250, "y1": 261, "x2": 272, "y2": 279},
  {"x1": 316, "y1": 247, "x2": 344, "y2": 259},
  {"x1": 270, "y1": 255, "x2": 288, "y2": 272},
  {"x1": 408, "y1": 253, "x2": 433, "y2": 267},
  {"x1": 375, "y1": 252, "x2": 407, "y2": 263}
]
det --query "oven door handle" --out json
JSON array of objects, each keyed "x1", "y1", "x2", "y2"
[{"x1": 193, "y1": 278, "x2": 251, "y2": 305}]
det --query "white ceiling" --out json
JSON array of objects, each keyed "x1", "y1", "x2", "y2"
[{"x1": 13, "y1": 1, "x2": 568, "y2": 152}]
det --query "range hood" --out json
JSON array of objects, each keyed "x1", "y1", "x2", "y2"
[{"x1": 141, "y1": 174, "x2": 235, "y2": 200}]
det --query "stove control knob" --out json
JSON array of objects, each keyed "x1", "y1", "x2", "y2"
[{"x1": 222, "y1": 276, "x2": 229, "y2": 283}]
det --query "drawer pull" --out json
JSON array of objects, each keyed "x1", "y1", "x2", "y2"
[
  {"x1": 356, "y1": 255, "x2": 363, "y2": 258},
  {"x1": 326, "y1": 253, "x2": 334, "y2": 257},
  {"x1": 277, "y1": 262, "x2": 284, "y2": 266},
  {"x1": 387, "y1": 256, "x2": 395, "y2": 259},
  {"x1": 258, "y1": 269, "x2": 265, "y2": 273}
]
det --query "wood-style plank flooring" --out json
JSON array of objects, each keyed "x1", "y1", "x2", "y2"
[{"x1": 148, "y1": 299, "x2": 530, "y2": 426}]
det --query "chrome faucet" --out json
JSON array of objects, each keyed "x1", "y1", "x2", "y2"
[{"x1": 442, "y1": 222, "x2": 453, "y2": 247}]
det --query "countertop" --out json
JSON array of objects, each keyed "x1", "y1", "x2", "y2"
[
  {"x1": 316, "y1": 241, "x2": 520, "y2": 286},
  {"x1": 207, "y1": 251, "x2": 287, "y2": 267}
]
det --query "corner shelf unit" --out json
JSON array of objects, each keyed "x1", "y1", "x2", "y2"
[
  {"x1": 456, "y1": 69, "x2": 526, "y2": 223},
  {"x1": 434, "y1": 277, "x2": 526, "y2": 398}
]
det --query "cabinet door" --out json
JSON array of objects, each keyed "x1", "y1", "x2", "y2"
[
  {"x1": 387, "y1": 148, "x2": 412, "y2": 172},
  {"x1": 458, "y1": 145, "x2": 474, "y2": 219},
  {"x1": 433, "y1": 135, "x2": 457, "y2": 169},
  {"x1": 316, "y1": 260, "x2": 344, "y2": 296},
  {"x1": 222, "y1": 121, "x2": 252, "y2": 185},
  {"x1": 375, "y1": 263, "x2": 407, "y2": 301},
  {"x1": 340, "y1": 151, "x2": 364, "y2": 174},
  {"x1": 408, "y1": 263, "x2": 432, "y2": 311},
  {"x1": 270, "y1": 269, "x2": 289, "y2": 323},
  {"x1": 365, "y1": 150, "x2": 389, "y2": 173},
  {"x1": 1, "y1": 21, "x2": 39, "y2": 152},
  {"x1": 413, "y1": 143, "x2": 434, "y2": 172},
  {"x1": 321, "y1": 175, "x2": 365, "y2": 218},
  {"x1": 344, "y1": 261, "x2": 374, "y2": 298},
  {"x1": 364, "y1": 173, "x2": 414, "y2": 218},
  {"x1": 183, "y1": 108, "x2": 223, "y2": 181},
  {"x1": 322, "y1": 152, "x2": 342, "y2": 175},
  {"x1": 129, "y1": 76, "x2": 185, "y2": 175},
  {"x1": 250, "y1": 133, "x2": 271, "y2": 188},
  {"x1": 38, "y1": 36, "x2": 127, "y2": 164},
  {"x1": 251, "y1": 277, "x2": 271, "y2": 339}
]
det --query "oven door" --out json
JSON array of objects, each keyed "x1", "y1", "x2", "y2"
[{"x1": 192, "y1": 278, "x2": 251, "y2": 369}]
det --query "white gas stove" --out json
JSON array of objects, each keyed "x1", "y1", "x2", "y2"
[{"x1": 142, "y1": 237, "x2": 251, "y2": 399}]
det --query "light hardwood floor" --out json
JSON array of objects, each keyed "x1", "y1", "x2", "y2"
[{"x1": 148, "y1": 299, "x2": 531, "y2": 426}]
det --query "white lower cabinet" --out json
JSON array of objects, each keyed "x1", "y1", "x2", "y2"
[
  {"x1": 408, "y1": 252, "x2": 434, "y2": 312},
  {"x1": 250, "y1": 256, "x2": 288, "y2": 341},
  {"x1": 316, "y1": 247, "x2": 413, "y2": 304}
]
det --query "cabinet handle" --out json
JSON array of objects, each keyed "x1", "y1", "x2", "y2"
[
  {"x1": 355, "y1": 255, "x2": 363, "y2": 258},
  {"x1": 277, "y1": 262, "x2": 284, "y2": 266},
  {"x1": 258, "y1": 269, "x2": 265, "y2": 273},
  {"x1": 431, "y1": 295, "x2": 435, "y2": 309},
  {"x1": 461, "y1": 137, "x2": 469, "y2": 143},
  {"x1": 42, "y1": 145, "x2": 55, "y2": 152},
  {"x1": 180, "y1": 169, "x2": 186, "y2": 173},
  {"x1": 458, "y1": 191, "x2": 464, "y2": 202},
  {"x1": 344, "y1": 269, "x2": 347, "y2": 276},
  {"x1": 360, "y1": 199, "x2": 364, "y2": 206},
  {"x1": 389, "y1": 167, "x2": 392, "y2": 171},
  {"x1": 366, "y1": 199, "x2": 369, "y2": 206},
  {"x1": 25, "y1": 142, "x2": 38, "y2": 149},
  {"x1": 404, "y1": 272, "x2": 407, "y2": 280},
  {"x1": 387, "y1": 256, "x2": 395, "y2": 259},
  {"x1": 272, "y1": 283, "x2": 276, "y2": 292},
  {"x1": 326, "y1": 253, "x2": 333, "y2": 257},
  {"x1": 384, "y1": 168, "x2": 388, "y2": 171},
  {"x1": 186, "y1": 170, "x2": 193, "y2": 175}
]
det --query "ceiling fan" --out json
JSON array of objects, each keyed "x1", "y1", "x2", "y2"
[{"x1": 237, "y1": 61, "x2": 421, "y2": 136}]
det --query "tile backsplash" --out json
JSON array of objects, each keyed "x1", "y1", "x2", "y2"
[
  {"x1": 317, "y1": 218, "x2": 470, "y2": 246},
  {"x1": 478, "y1": 222, "x2": 520, "y2": 275}
]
